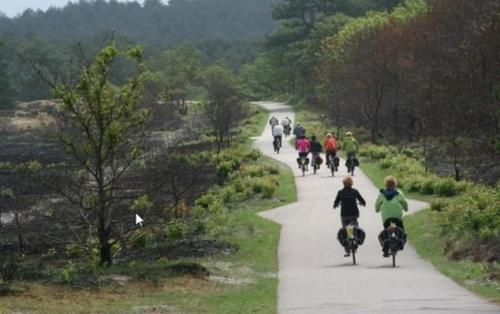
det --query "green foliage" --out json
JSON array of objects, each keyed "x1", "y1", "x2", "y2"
[
  {"x1": 165, "y1": 222, "x2": 189, "y2": 240},
  {"x1": 430, "y1": 198, "x2": 450, "y2": 212},
  {"x1": 128, "y1": 229, "x2": 156, "y2": 249},
  {"x1": 438, "y1": 185, "x2": 500, "y2": 253},
  {"x1": 203, "y1": 63, "x2": 246, "y2": 151},
  {"x1": 433, "y1": 178, "x2": 460, "y2": 197},
  {"x1": 53, "y1": 44, "x2": 149, "y2": 266},
  {"x1": 245, "y1": 148, "x2": 262, "y2": 161}
]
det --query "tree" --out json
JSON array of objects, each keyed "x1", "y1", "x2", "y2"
[
  {"x1": 157, "y1": 45, "x2": 204, "y2": 114},
  {"x1": 203, "y1": 64, "x2": 245, "y2": 152},
  {"x1": 52, "y1": 44, "x2": 149, "y2": 266},
  {"x1": 0, "y1": 40, "x2": 14, "y2": 108}
]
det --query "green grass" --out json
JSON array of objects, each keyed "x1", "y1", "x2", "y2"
[
  {"x1": 0, "y1": 102, "x2": 296, "y2": 314},
  {"x1": 405, "y1": 210, "x2": 500, "y2": 303}
]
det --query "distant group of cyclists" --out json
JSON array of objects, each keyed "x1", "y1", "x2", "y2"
[
  {"x1": 268, "y1": 115, "x2": 408, "y2": 260},
  {"x1": 269, "y1": 115, "x2": 359, "y2": 174}
]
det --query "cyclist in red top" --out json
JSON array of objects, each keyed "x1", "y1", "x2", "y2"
[{"x1": 324, "y1": 133, "x2": 338, "y2": 169}]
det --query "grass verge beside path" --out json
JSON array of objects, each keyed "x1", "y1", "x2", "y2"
[{"x1": 0, "y1": 104, "x2": 296, "y2": 313}]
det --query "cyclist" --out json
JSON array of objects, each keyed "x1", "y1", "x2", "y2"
[
  {"x1": 293, "y1": 123, "x2": 305, "y2": 138},
  {"x1": 269, "y1": 116, "x2": 279, "y2": 131},
  {"x1": 333, "y1": 177, "x2": 366, "y2": 257},
  {"x1": 281, "y1": 117, "x2": 292, "y2": 135},
  {"x1": 324, "y1": 133, "x2": 338, "y2": 170},
  {"x1": 272, "y1": 124, "x2": 284, "y2": 152},
  {"x1": 310, "y1": 135, "x2": 322, "y2": 170},
  {"x1": 295, "y1": 135, "x2": 310, "y2": 170},
  {"x1": 375, "y1": 176, "x2": 408, "y2": 257},
  {"x1": 342, "y1": 131, "x2": 359, "y2": 170}
]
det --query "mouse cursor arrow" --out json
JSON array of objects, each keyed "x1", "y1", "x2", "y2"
[{"x1": 135, "y1": 213, "x2": 144, "y2": 227}]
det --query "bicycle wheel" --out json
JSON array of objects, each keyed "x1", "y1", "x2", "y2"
[
  {"x1": 392, "y1": 251, "x2": 396, "y2": 268},
  {"x1": 352, "y1": 250, "x2": 356, "y2": 265},
  {"x1": 302, "y1": 165, "x2": 305, "y2": 176},
  {"x1": 330, "y1": 161, "x2": 335, "y2": 177}
]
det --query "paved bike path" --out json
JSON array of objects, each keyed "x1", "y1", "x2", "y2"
[{"x1": 254, "y1": 101, "x2": 499, "y2": 313}]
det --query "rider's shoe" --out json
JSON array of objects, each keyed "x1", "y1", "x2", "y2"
[
  {"x1": 344, "y1": 252, "x2": 350, "y2": 257},
  {"x1": 383, "y1": 252, "x2": 390, "y2": 258}
]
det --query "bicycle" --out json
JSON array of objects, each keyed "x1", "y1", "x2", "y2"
[
  {"x1": 337, "y1": 221, "x2": 365, "y2": 265},
  {"x1": 298, "y1": 156, "x2": 308, "y2": 176},
  {"x1": 284, "y1": 125, "x2": 291, "y2": 137},
  {"x1": 346, "y1": 154, "x2": 358, "y2": 176},
  {"x1": 382, "y1": 222, "x2": 406, "y2": 267},
  {"x1": 311, "y1": 153, "x2": 320, "y2": 175},
  {"x1": 327, "y1": 154, "x2": 339, "y2": 177},
  {"x1": 273, "y1": 137, "x2": 282, "y2": 154}
]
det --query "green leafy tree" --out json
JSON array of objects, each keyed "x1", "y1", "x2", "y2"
[
  {"x1": 53, "y1": 44, "x2": 149, "y2": 266},
  {"x1": 203, "y1": 64, "x2": 245, "y2": 152}
]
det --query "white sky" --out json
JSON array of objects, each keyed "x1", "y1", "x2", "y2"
[{"x1": 0, "y1": 0, "x2": 167, "y2": 18}]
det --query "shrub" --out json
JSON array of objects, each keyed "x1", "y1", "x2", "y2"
[
  {"x1": 242, "y1": 165, "x2": 266, "y2": 177},
  {"x1": 404, "y1": 175, "x2": 425, "y2": 193},
  {"x1": 419, "y1": 177, "x2": 435, "y2": 195},
  {"x1": 216, "y1": 160, "x2": 237, "y2": 178},
  {"x1": 265, "y1": 164, "x2": 280, "y2": 175},
  {"x1": 195, "y1": 193, "x2": 219, "y2": 209},
  {"x1": 433, "y1": 178, "x2": 459, "y2": 197},
  {"x1": 401, "y1": 147, "x2": 423, "y2": 159},
  {"x1": 430, "y1": 198, "x2": 450, "y2": 212},
  {"x1": 252, "y1": 179, "x2": 263, "y2": 194},
  {"x1": 129, "y1": 229, "x2": 156, "y2": 249},
  {"x1": 261, "y1": 180, "x2": 277, "y2": 199},
  {"x1": 165, "y1": 222, "x2": 189, "y2": 240},
  {"x1": 219, "y1": 186, "x2": 236, "y2": 203},
  {"x1": 245, "y1": 149, "x2": 262, "y2": 161},
  {"x1": 378, "y1": 158, "x2": 396, "y2": 169}
]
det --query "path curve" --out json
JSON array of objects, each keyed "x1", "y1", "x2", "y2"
[{"x1": 254, "y1": 101, "x2": 499, "y2": 314}]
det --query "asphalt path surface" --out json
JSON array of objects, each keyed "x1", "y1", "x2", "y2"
[{"x1": 254, "y1": 101, "x2": 499, "y2": 314}]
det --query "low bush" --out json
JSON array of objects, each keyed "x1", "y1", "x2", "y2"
[
  {"x1": 245, "y1": 148, "x2": 262, "y2": 161},
  {"x1": 165, "y1": 222, "x2": 189, "y2": 240},
  {"x1": 378, "y1": 157, "x2": 396, "y2": 169},
  {"x1": 420, "y1": 178, "x2": 435, "y2": 195},
  {"x1": 216, "y1": 160, "x2": 238, "y2": 178},
  {"x1": 430, "y1": 198, "x2": 450, "y2": 212},
  {"x1": 261, "y1": 178, "x2": 278, "y2": 199},
  {"x1": 438, "y1": 184, "x2": 500, "y2": 261},
  {"x1": 129, "y1": 229, "x2": 156, "y2": 249},
  {"x1": 242, "y1": 165, "x2": 266, "y2": 177},
  {"x1": 433, "y1": 178, "x2": 460, "y2": 197}
]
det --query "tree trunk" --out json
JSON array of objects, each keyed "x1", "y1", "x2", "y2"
[{"x1": 98, "y1": 226, "x2": 112, "y2": 267}]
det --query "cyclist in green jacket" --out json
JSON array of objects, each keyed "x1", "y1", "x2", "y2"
[
  {"x1": 375, "y1": 176, "x2": 408, "y2": 257},
  {"x1": 342, "y1": 132, "x2": 359, "y2": 171},
  {"x1": 341, "y1": 132, "x2": 359, "y2": 158}
]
